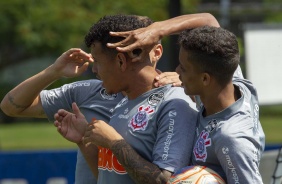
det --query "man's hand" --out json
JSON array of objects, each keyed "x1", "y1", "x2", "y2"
[
  {"x1": 54, "y1": 102, "x2": 88, "y2": 143},
  {"x1": 51, "y1": 48, "x2": 94, "y2": 78},
  {"x1": 107, "y1": 23, "x2": 162, "y2": 62},
  {"x1": 83, "y1": 119, "x2": 123, "y2": 149},
  {"x1": 154, "y1": 71, "x2": 182, "y2": 87}
]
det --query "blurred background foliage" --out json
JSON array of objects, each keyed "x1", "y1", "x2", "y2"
[{"x1": 0, "y1": 0, "x2": 282, "y2": 123}]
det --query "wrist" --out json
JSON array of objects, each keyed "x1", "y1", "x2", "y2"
[
  {"x1": 77, "y1": 140, "x2": 85, "y2": 148},
  {"x1": 109, "y1": 136, "x2": 124, "y2": 149},
  {"x1": 45, "y1": 64, "x2": 63, "y2": 80}
]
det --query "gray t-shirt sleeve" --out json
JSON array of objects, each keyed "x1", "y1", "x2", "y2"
[
  {"x1": 153, "y1": 99, "x2": 198, "y2": 172},
  {"x1": 214, "y1": 118, "x2": 263, "y2": 184},
  {"x1": 40, "y1": 80, "x2": 101, "y2": 121}
]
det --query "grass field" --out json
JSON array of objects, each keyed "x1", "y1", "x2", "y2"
[
  {"x1": 0, "y1": 116, "x2": 281, "y2": 150},
  {"x1": 0, "y1": 121, "x2": 76, "y2": 150}
]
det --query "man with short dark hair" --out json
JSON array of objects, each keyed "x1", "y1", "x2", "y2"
[
  {"x1": 108, "y1": 14, "x2": 265, "y2": 184},
  {"x1": 54, "y1": 14, "x2": 198, "y2": 184},
  {"x1": 0, "y1": 15, "x2": 183, "y2": 184}
]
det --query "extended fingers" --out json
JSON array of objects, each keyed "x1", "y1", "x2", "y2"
[
  {"x1": 70, "y1": 51, "x2": 93, "y2": 63},
  {"x1": 107, "y1": 31, "x2": 142, "y2": 53},
  {"x1": 154, "y1": 72, "x2": 182, "y2": 87}
]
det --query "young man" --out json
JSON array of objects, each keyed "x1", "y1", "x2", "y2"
[
  {"x1": 0, "y1": 18, "x2": 182, "y2": 184},
  {"x1": 53, "y1": 14, "x2": 198, "y2": 184},
  {"x1": 107, "y1": 13, "x2": 265, "y2": 184}
]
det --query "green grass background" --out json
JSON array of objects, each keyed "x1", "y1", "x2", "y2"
[
  {"x1": 0, "y1": 121, "x2": 76, "y2": 150},
  {"x1": 0, "y1": 116, "x2": 281, "y2": 151}
]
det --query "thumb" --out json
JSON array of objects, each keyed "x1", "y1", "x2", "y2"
[{"x1": 72, "y1": 102, "x2": 81, "y2": 116}]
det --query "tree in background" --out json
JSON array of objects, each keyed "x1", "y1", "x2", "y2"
[{"x1": 0, "y1": 0, "x2": 169, "y2": 71}]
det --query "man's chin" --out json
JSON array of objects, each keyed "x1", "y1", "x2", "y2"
[{"x1": 183, "y1": 87, "x2": 191, "y2": 96}]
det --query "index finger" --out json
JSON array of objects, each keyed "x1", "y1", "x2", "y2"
[
  {"x1": 107, "y1": 31, "x2": 130, "y2": 48},
  {"x1": 107, "y1": 32, "x2": 142, "y2": 53},
  {"x1": 155, "y1": 72, "x2": 179, "y2": 81}
]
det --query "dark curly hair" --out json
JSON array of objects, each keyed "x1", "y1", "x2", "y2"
[
  {"x1": 85, "y1": 14, "x2": 153, "y2": 55},
  {"x1": 179, "y1": 26, "x2": 240, "y2": 86}
]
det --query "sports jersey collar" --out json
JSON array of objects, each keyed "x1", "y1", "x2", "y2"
[{"x1": 199, "y1": 84, "x2": 244, "y2": 123}]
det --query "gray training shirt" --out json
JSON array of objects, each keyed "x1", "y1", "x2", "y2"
[
  {"x1": 192, "y1": 67, "x2": 265, "y2": 184},
  {"x1": 97, "y1": 84, "x2": 198, "y2": 184},
  {"x1": 40, "y1": 79, "x2": 124, "y2": 184}
]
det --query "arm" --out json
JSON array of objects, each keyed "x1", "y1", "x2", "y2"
[
  {"x1": 107, "y1": 13, "x2": 220, "y2": 61},
  {"x1": 83, "y1": 120, "x2": 171, "y2": 184},
  {"x1": 110, "y1": 139, "x2": 171, "y2": 184},
  {"x1": 0, "y1": 48, "x2": 93, "y2": 118},
  {"x1": 54, "y1": 102, "x2": 99, "y2": 179},
  {"x1": 215, "y1": 131, "x2": 264, "y2": 184},
  {"x1": 77, "y1": 143, "x2": 99, "y2": 179}
]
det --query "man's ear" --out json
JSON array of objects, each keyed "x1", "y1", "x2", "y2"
[
  {"x1": 152, "y1": 44, "x2": 163, "y2": 62},
  {"x1": 116, "y1": 52, "x2": 127, "y2": 72},
  {"x1": 202, "y1": 72, "x2": 211, "y2": 86}
]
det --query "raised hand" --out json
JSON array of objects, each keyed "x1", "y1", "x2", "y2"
[
  {"x1": 52, "y1": 48, "x2": 94, "y2": 78},
  {"x1": 107, "y1": 23, "x2": 162, "y2": 62},
  {"x1": 54, "y1": 102, "x2": 88, "y2": 143}
]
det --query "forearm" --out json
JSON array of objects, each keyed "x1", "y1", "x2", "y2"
[
  {"x1": 111, "y1": 139, "x2": 169, "y2": 184},
  {"x1": 78, "y1": 142, "x2": 99, "y2": 180},
  {"x1": 156, "y1": 13, "x2": 220, "y2": 37},
  {"x1": 0, "y1": 65, "x2": 60, "y2": 117}
]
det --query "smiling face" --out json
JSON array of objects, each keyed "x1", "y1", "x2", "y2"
[
  {"x1": 176, "y1": 46, "x2": 204, "y2": 96},
  {"x1": 91, "y1": 41, "x2": 123, "y2": 94}
]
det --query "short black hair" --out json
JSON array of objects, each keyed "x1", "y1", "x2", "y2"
[
  {"x1": 179, "y1": 26, "x2": 240, "y2": 86},
  {"x1": 85, "y1": 14, "x2": 153, "y2": 55}
]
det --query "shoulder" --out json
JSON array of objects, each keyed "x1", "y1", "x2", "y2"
[
  {"x1": 66, "y1": 79, "x2": 102, "y2": 89},
  {"x1": 213, "y1": 115, "x2": 254, "y2": 143},
  {"x1": 163, "y1": 86, "x2": 197, "y2": 111}
]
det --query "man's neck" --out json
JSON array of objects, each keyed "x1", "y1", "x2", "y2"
[
  {"x1": 125, "y1": 68, "x2": 158, "y2": 100},
  {"x1": 200, "y1": 83, "x2": 241, "y2": 117}
]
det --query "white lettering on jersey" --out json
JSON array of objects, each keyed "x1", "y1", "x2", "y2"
[
  {"x1": 222, "y1": 146, "x2": 240, "y2": 184},
  {"x1": 253, "y1": 103, "x2": 259, "y2": 134},
  {"x1": 71, "y1": 82, "x2": 90, "y2": 88},
  {"x1": 162, "y1": 110, "x2": 177, "y2": 160}
]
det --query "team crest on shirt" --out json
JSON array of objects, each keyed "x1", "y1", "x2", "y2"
[
  {"x1": 128, "y1": 105, "x2": 155, "y2": 131},
  {"x1": 193, "y1": 130, "x2": 211, "y2": 162},
  {"x1": 148, "y1": 92, "x2": 164, "y2": 106},
  {"x1": 207, "y1": 119, "x2": 218, "y2": 133},
  {"x1": 100, "y1": 88, "x2": 117, "y2": 100}
]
